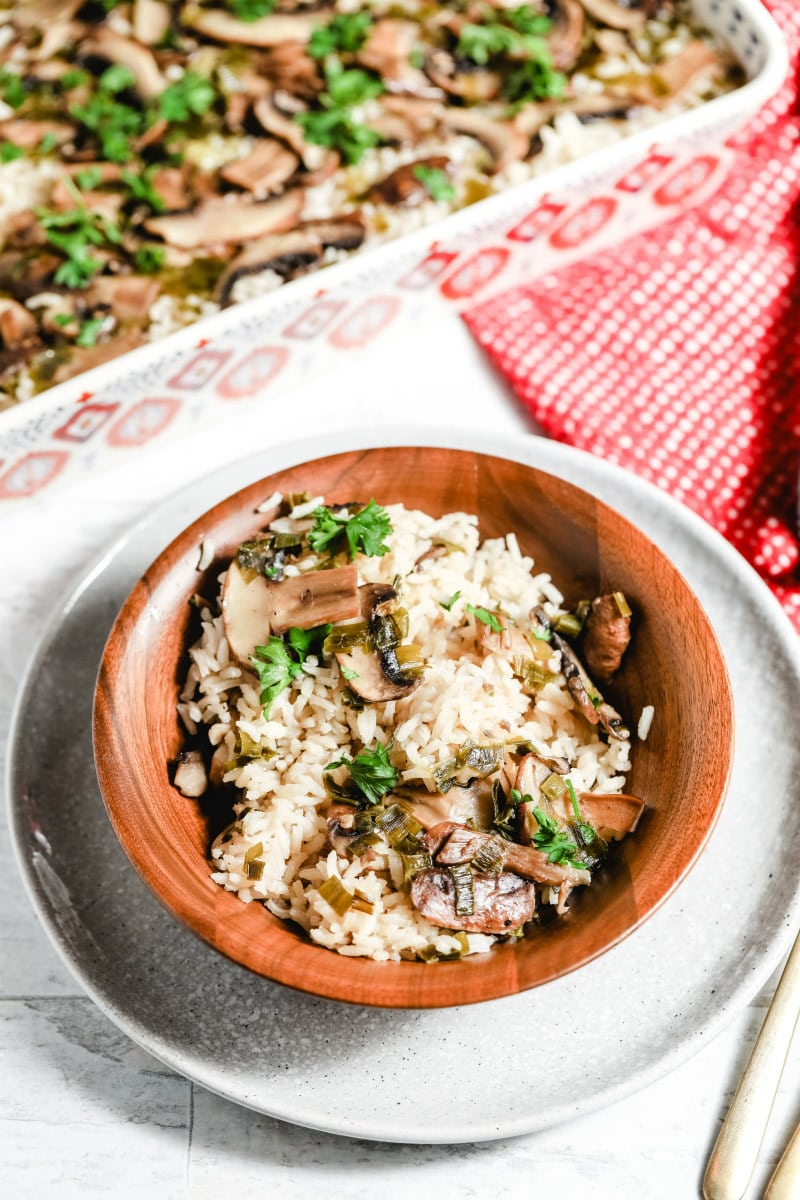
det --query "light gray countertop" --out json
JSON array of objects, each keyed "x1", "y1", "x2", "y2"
[{"x1": 2, "y1": 320, "x2": 798, "y2": 1198}]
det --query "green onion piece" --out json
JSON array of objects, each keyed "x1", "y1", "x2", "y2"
[
  {"x1": 246, "y1": 859, "x2": 264, "y2": 880},
  {"x1": 272, "y1": 532, "x2": 304, "y2": 549},
  {"x1": 319, "y1": 875, "x2": 354, "y2": 916},
  {"x1": 540, "y1": 772, "x2": 568, "y2": 804},
  {"x1": 244, "y1": 841, "x2": 263, "y2": 864},
  {"x1": 348, "y1": 831, "x2": 382, "y2": 856},
  {"x1": 566, "y1": 779, "x2": 581, "y2": 822},
  {"x1": 512, "y1": 654, "x2": 556, "y2": 692},
  {"x1": 575, "y1": 600, "x2": 590, "y2": 623},
  {"x1": 552, "y1": 611, "x2": 583, "y2": 638},
  {"x1": 471, "y1": 835, "x2": 507, "y2": 875},
  {"x1": 376, "y1": 804, "x2": 423, "y2": 848},
  {"x1": 401, "y1": 850, "x2": 433, "y2": 885},
  {"x1": 322, "y1": 622, "x2": 370, "y2": 655},
  {"x1": 460, "y1": 742, "x2": 504, "y2": 777},
  {"x1": 435, "y1": 931, "x2": 471, "y2": 961},
  {"x1": 450, "y1": 864, "x2": 475, "y2": 916},
  {"x1": 431, "y1": 757, "x2": 458, "y2": 792},
  {"x1": 418, "y1": 945, "x2": 441, "y2": 963},
  {"x1": 390, "y1": 608, "x2": 410, "y2": 640},
  {"x1": 350, "y1": 896, "x2": 375, "y2": 914},
  {"x1": 613, "y1": 591, "x2": 632, "y2": 618},
  {"x1": 394, "y1": 643, "x2": 426, "y2": 673}
]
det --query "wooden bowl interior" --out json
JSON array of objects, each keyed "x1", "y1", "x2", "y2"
[{"x1": 94, "y1": 447, "x2": 733, "y2": 1007}]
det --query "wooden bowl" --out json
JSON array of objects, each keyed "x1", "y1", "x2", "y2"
[{"x1": 93, "y1": 446, "x2": 734, "y2": 1007}]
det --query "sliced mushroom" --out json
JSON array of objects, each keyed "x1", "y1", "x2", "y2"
[
  {"x1": 85, "y1": 275, "x2": 161, "y2": 321},
  {"x1": 252, "y1": 95, "x2": 338, "y2": 178},
  {"x1": 300, "y1": 214, "x2": 366, "y2": 251},
  {"x1": 535, "y1": 607, "x2": 630, "y2": 740},
  {"x1": 397, "y1": 778, "x2": 495, "y2": 832},
  {"x1": 220, "y1": 140, "x2": 300, "y2": 196},
  {"x1": 550, "y1": 791, "x2": 644, "y2": 838},
  {"x1": 581, "y1": 593, "x2": 631, "y2": 681},
  {"x1": 132, "y1": 0, "x2": 172, "y2": 46},
  {"x1": 425, "y1": 49, "x2": 502, "y2": 103},
  {"x1": 335, "y1": 583, "x2": 424, "y2": 704},
  {"x1": 0, "y1": 120, "x2": 74, "y2": 150},
  {"x1": 0, "y1": 251, "x2": 63, "y2": 300},
  {"x1": 565, "y1": 94, "x2": 636, "y2": 122},
  {"x1": 366, "y1": 156, "x2": 451, "y2": 207},
  {"x1": 217, "y1": 229, "x2": 324, "y2": 303},
  {"x1": 264, "y1": 41, "x2": 323, "y2": 100},
  {"x1": 439, "y1": 108, "x2": 528, "y2": 174},
  {"x1": 423, "y1": 821, "x2": 588, "y2": 888},
  {"x1": 222, "y1": 558, "x2": 360, "y2": 660},
  {"x1": 185, "y1": 8, "x2": 324, "y2": 47},
  {"x1": 369, "y1": 96, "x2": 444, "y2": 146},
  {"x1": 0, "y1": 298, "x2": 38, "y2": 349},
  {"x1": 577, "y1": 0, "x2": 649, "y2": 32},
  {"x1": 652, "y1": 40, "x2": 720, "y2": 103},
  {"x1": 85, "y1": 27, "x2": 167, "y2": 99},
  {"x1": 410, "y1": 866, "x2": 537, "y2": 934},
  {"x1": 326, "y1": 800, "x2": 359, "y2": 856},
  {"x1": 144, "y1": 190, "x2": 305, "y2": 250},
  {"x1": 357, "y1": 19, "x2": 442, "y2": 98},
  {"x1": 549, "y1": 0, "x2": 586, "y2": 71},
  {"x1": 173, "y1": 750, "x2": 208, "y2": 798}
]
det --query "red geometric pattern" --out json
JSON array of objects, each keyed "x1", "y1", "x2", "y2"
[{"x1": 465, "y1": 0, "x2": 800, "y2": 631}]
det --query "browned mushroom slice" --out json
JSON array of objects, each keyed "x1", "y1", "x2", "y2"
[
  {"x1": 335, "y1": 583, "x2": 424, "y2": 703},
  {"x1": 13, "y1": 0, "x2": 82, "y2": 23},
  {"x1": 0, "y1": 251, "x2": 63, "y2": 300},
  {"x1": 566, "y1": 94, "x2": 636, "y2": 122},
  {"x1": 220, "y1": 141, "x2": 300, "y2": 196},
  {"x1": 133, "y1": 0, "x2": 172, "y2": 46},
  {"x1": 0, "y1": 299, "x2": 38, "y2": 350},
  {"x1": 549, "y1": 0, "x2": 586, "y2": 71},
  {"x1": 535, "y1": 607, "x2": 630, "y2": 740},
  {"x1": 652, "y1": 41, "x2": 720, "y2": 103},
  {"x1": 86, "y1": 275, "x2": 161, "y2": 321},
  {"x1": 263, "y1": 42, "x2": 323, "y2": 100},
  {"x1": 222, "y1": 559, "x2": 360, "y2": 661},
  {"x1": 252, "y1": 95, "x2": 338, "y2": 178},
  {"x1": 423, "y1": 821, "x2": 587, "y2": 888},
  {"x1": 216, "y1": 229, "x2": 324, "y2": 303},
  {"x1": 185, "y1": 8, "x2": 324, "y2": 47},
  {"x1": 439, "y1": 109, "x2": 528, "y2": 174},
  {"x1": 357, "y1": 20, "x2": 442, "y2": 98},
  {"x1": 581, "y1": 593, "x2": 631, "y2": 682},
  {"x1": 369, "y1": 96, "x2": 444, "y2": 146},
  {"x1": 551, "y1": 791, "x2": 644, "y2": 838},
  {"x1": 411, "y1": 867, "x2": 536, "y2": 934},
  {"x1": 85, "y1": 26, "x2": 167, "y2": 98},
  {"x1": 577, "y1": 0, "x2": 650, "y2": 31},
  {"x1": 144, "y1": 191, "x2": 305, "y2": 250},
  {"x1": 326, "y1": 801, "x2": 359, "y2": 856},
  {"x1": 397, "y1": 779, "x2": 495, "y2": 832},
  {"x1": 366, "y1": 156, "x2": 451, "y2": 207},
  {"x1": 0, "y1": 120, "x2": 74, "y2": 150},
  {"x1": 301, "y1": 214, "x2": 366, "y2": 252},
  {"x1": 425, "y1": 49, "x2": 502, "y2": 103}
]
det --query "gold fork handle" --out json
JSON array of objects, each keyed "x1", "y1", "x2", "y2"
[
  {"x1": 765, "y1": 1121, "x2": 800, "y2": 1200},
  {"x1": 703, "y1": 932, "x2": 800, "y2": 1200}
]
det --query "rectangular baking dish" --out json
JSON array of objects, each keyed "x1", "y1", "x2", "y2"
[{"x1": 0, "y1": 0, "x2": 787, "y2": 503}]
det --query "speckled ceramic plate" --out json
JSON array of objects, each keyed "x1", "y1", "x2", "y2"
[{"x1": 8, "y1": 429, "x2": 800, "y2": 1144}]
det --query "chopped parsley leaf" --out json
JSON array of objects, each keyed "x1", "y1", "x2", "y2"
[
  {"x1": 98, "y1": 64, "x2": 136, "y2": 95},
  {"x1": 326, "y1": 740, "x2": 398, "y2": 807},
  {"x1": 133, "y1": 245, "x2": 166, "y2": 274},
  {"x1": 286, "y1": 623, "x2": 332, "y2": 661},
  {"x1": 250, "y1": 638, "x2": 304, "y2": 716},
  {"x1": 439, "y1": 590, "x2": 462, "y2": 611},
  {"x1": 75, "y1": 316, "x2": 106, "y2": 348},
  {"x1": 229, "y1": 0, "x2": 277, "y2": 20},
  {"x1": 295, "y1": 108, "x2": 379, "y2": 164},
  {"x1": 75, "y1": 166, "x2": 104, "y2": 191},
  {"x1": 36, "y1": 205, "x2": 122, "y2": 289},
  {"x1": 121, "y1": 166, "x2": 166, "y2": 212},
  {"x1": 340, "y1": 667, "x2": 359, "y2": 680},
  {"x1": 308, "y1": 499, "x2": 392, "y2": 559},
  {"x1": 466, "y1": 603, "x2": 504, "y2": 633},
  {"x1": 413, "y1": 164, "x2": 455, "y2": 203},
  {"x1": 156, "y1": 71, "x2": 217, "y2": 124},
  {"x1": 531, "y1": 806, "x2": 586, "y2": 870},
  {"x1": 0, "y1": 141, "x2": 24, "y2": 163},
  {"x1": 0, "y1": 68, "x2": 26, "y2": 110},
  {"x1": 308, "y1": 12, "x2": 373, "y2": 60}
]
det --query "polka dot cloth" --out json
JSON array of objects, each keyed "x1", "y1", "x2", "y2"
[{"x1": 464, "y1": 0, "x2": 800, "y2": 631}]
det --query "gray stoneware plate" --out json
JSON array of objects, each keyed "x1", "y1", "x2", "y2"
[{"x1": 8, "y1": 428, "x2": 800, "y2": 1144}]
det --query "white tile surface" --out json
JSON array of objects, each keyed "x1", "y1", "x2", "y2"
[{"x1": 1, "y1": 316, "x2": 798, "y2": 1198}]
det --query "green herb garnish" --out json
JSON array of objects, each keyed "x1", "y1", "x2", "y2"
[
  {"x1": 439, "y1": 590, "x2": 462, "y2": 611},
  {"x1": 0, "y1": 68, "x2": 26, "y2": 110},
  {"x1": 326, "y1": 740, "x2": 398, "y2": 807},
  {"x1": 70, "y1": 87, "x2": 145, "y2": 163},
  {"x1": 309, "y1": 498, "x2": 392, "y2": 559},
  {"x1": 228, "y1": 0, "x2": 277, "y2": 20},
  {"x1": 456, "y1": 11, "x2": 565, "y2": 105},
  {"x1": 531, "y1": 805, "x2": 586, "y2": 870},
  {"x1": 308, "y1": 12, "x2": 373, "y2": 60},
  {"x1": 250, "y1": 638, "x2": 304, "y2": 716},
  {"x1": 121, "y1": 166, "x2": 166, "y2": 212},
  {"x1": 413, "y1": 165, "x2": 456, "y2": 203},
  {"x1": 286, "y1": 623, "x2": 332, "y2": 661},
  {"x1": 294, "y1": 61, "x2": 383, "y2": 166},
  {"x1": 466, "y1": 603, "x2": 504, "y2": 633},
  {"x1": 75, "y1": 166, "x2": 104, "y2": 191},
  {"x1": 0, "y1": 142, "x2": 24, "y2": 163},
  {"x1": 75, "y1": 316, "x2": 106, "y2": 348},
  {"x1": 133, "y1": 245, "x2": 167, "y2": 274},
  {"x1": 36, "y1": 204, "x2": 122, "y2": 289},
  {"x1": 156, "y1": 71, "x2": 217, "y2": 124}
]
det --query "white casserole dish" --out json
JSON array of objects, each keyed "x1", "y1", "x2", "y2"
[{"x1": 0, "y1": 0, "x2": 787, "y2": 503}]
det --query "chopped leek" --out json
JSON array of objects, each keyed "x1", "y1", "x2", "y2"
[
  {"x1": 450, "y1": 864, "x2": 475, "y2": 916},
  {"x1": 471, "y1": 835, "x2": 506, "y2": 874},
  {"x1": 319, "y1": 875, "x2": 354, "y2": 915},
  {"x1": 552, "y1": 611, "x2": 583, "y2": 638},
  {"x1": 401, "y1": 850, "x2": 433, "y2": 885},
  {"x1": 513, "y1": 654, "x2": 556, "y2": 691},
  {"x1": 246, "y1": 859, "x2": 264, "y2": 880},
  {"x1": 613, "y1": 591, "x2": 632, "y2": 618},
  {"x1": 322, "y1": 621, "x2": 370, "y2": 655},
  {"x1": 491, "y1": 779, "x2": 526, "y2": 841},
  {"x1": 540, "y1": 772, "x2": 568, "y2": 804},
  {"x1": 376, "y1": 803, "x2": 423, "y2": 849},
  {"x1": 244, "y1": 841, "x2": 264, "y2": 864}
]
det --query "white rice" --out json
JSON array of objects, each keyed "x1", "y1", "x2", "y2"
[{"x1": 182, "y1": 503, "x2": 636, "y2": 962}]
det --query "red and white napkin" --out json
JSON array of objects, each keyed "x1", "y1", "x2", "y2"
[{"x1": 464, "y1": 0, "x2": 800, "y2": 631}]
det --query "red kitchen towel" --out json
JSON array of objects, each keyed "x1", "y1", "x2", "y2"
[{"x1": 464, "y1": 0, "x2": 800, "y2": 631}]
